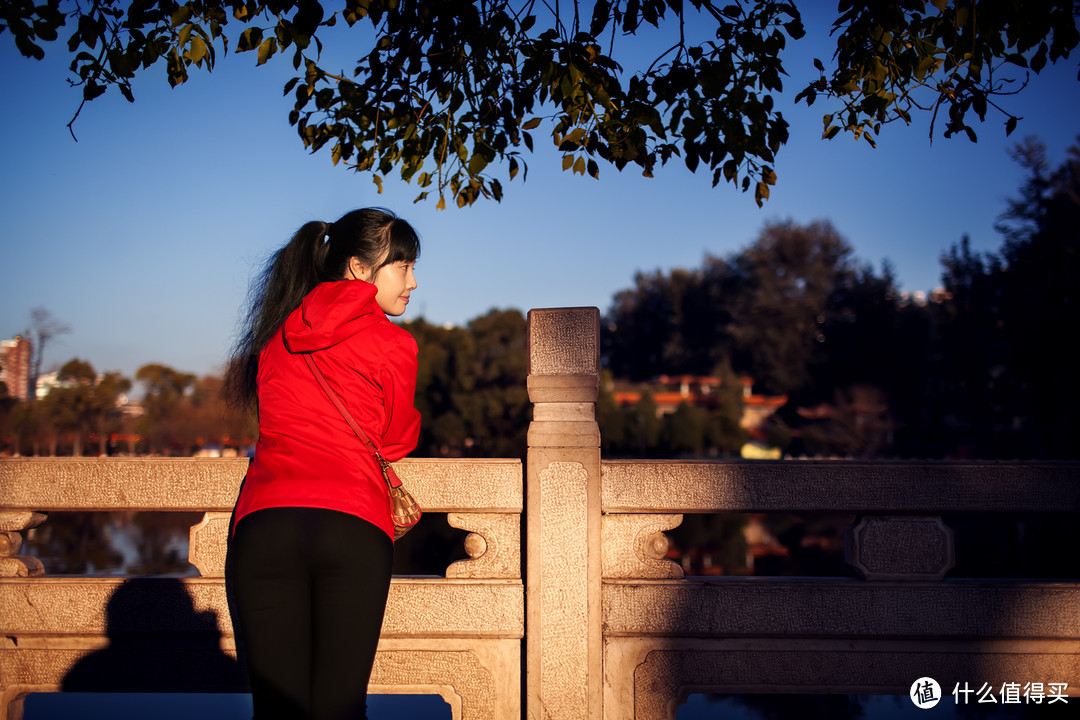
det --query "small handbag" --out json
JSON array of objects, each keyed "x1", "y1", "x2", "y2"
[{"x1": 302, "y1": 352, "x2": 422, "y2": 540}]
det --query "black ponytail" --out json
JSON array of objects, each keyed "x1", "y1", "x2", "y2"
[{"x1": 226, "y1": 208, "x2": 420, "y2": 410}]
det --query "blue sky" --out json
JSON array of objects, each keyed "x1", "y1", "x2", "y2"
[{"x1": 1, "y1": 7, "x2": 1078, "y2": 381}]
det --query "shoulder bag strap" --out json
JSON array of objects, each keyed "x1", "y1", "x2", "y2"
[{"x1": 301, "y1": 352, "x2": 403, "y2": 488}]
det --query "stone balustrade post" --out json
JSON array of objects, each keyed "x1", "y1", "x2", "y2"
[{"x1": 525, "y1": 308, "x2": 602, "y2": 720}]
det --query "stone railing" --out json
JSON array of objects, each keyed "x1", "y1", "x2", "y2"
[
  {"x1": 0, "y1": 456, "x2": 523, "y2": 720},
  {"x1": 3, "y1": 306, "x2": 1080, "y2": 720}
]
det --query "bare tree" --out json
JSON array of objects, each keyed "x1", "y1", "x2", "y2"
[{"x1": 29, "y1": 306, "x2": 70, "y2": 394}]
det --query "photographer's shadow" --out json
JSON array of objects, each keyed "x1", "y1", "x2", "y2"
[{"x1": 62, "y1": 577, "x2": 242, "y2": 692}]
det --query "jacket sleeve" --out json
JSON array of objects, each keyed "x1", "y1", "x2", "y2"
[{"x1": 377, "y1": 329, "x2": 422, "y2": 461}]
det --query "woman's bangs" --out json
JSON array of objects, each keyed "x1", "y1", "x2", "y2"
[{"x1": 384, "y1": 220, "x2": 421, "y2": 265}]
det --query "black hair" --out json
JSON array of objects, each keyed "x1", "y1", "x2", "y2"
[{"x1": 225, "y1": 207, "x2": 421, "y2": 409}]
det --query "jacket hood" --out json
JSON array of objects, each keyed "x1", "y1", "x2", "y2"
[{"x1": 282, "y1": 280, "x2": 385, "y2": 353}]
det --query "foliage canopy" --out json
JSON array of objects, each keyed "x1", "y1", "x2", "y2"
[{"x1": 3, "y1": 1, "x2": 1076, "y2": 207}]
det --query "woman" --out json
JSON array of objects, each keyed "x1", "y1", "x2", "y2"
[{"x1": 225, "y1": 208, "x2": 422, "y2": 720}]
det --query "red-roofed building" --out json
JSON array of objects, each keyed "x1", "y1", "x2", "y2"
[{"x1": 611, "y1": 374, "x2": 787, "y2": 431}]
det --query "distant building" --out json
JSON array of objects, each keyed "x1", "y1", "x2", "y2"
[
  {"x1": 611, "y1": 373, "x2": 787, "y2": 431},
  {"x1": 35, "y1": 371, "x2": 62, "y2": 400},
  {"x1": 0, "y1": 336, "x2": 33, "y2": 401}
]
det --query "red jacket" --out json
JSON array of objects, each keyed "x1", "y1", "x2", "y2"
[{"x1": 233, "y1": 280, "x2": 421, "y2": 540}]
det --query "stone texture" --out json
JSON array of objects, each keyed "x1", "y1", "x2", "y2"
[
  {"x1": 846, "y1": 516, "x2": 954, "y2": 580},
  {"x1": 390, "y1": 458, "x2": 523, "y2": 512},
  {"x1": 446, "y1": 513, "x2": 520, "y2": 579},
  {"x1": 527, "y1": 308, "x2": 599, "y2": 376},
  {"x1": 370, "y1": 642, "x2": 516, "y2": 720},
  {"x1": 0, "y1": 458, "x2": 248, "y2": 511},
  {"x1": 0, "y1": 577, "x2": 522, "y2": 639},
  {"x1": 527, "y1": 375, "x2": 599, "y2": 404},
  {"x1": 614, "y1": 640, "x2": 1080, "y2": 720},
  {"x1": 602, "y1": 579, "x2": 1080, "y2": 639},
  {"x1": 0, "y1": 513, "x2": 46, "y2": 579},
  {"x1": 536, "y1": 461, "x2": 591, "y2": 718},
  {"x1": 601, "y1": 459, "x2": 1080, "y2": 513},
  {"x1": 188, "y1": 511, "x2": 232, "y2": 577},
  {"x1": 602, "y1": 514, "x2": 684, "y2": 580},
  {"x1": 0, "y1": 512, "x2": 46, "y2": 533},
  {"x1": 0, "y1": 457, "x2": 521, "y2": 513}
]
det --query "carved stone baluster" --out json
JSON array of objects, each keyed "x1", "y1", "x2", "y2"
[
  {"x1": 446, "y1": 513, "x2": 520, "y2": 579},
  {"x1": 0, "y1": 511, "x2": 47, "y2": 577},
  {"x1": 602, "y1": 514, "x2": 684, "y2": 580},
  {"x1": 188, "y1": 511, "x2": 233, "y2": 577}
]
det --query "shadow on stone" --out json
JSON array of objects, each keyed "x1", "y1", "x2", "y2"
[{"x1": 62, "y1": 578, "x2": 243, "y2": 693}]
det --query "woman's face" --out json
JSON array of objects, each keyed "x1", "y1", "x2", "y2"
[{"x1": 368, "y1": 260, "x2": 417, "y2": 316}]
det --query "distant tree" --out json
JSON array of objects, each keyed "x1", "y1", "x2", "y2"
[
  {"x1": 623, "y1": 392, "x2": 662, "y2": 456},
  {"x1": 187, "y1": 374, "x2": 257, "y2": 454},
  {"x1": 663, "y1": 401, "x2": 708, "y2": 456},
  {"x1": 4, "y1": 2, "x2": 1075, "y2": 208},
  {"x1": 0, "y1": 381, "x2": 16, "y2": 454},
  {"x1": 705, "y1": 361, "x2": 747, "y2": 456},
  {"x1": 606, "y1": 219, "x2": 883, "y2": 393},
  {"x1": 35, "y1": 358, "x2": 97, "y2": 455},
  {"x1": 994, "y1": 136, "x2": 1080, "y2": 456},
  {"x1": 404, "y1": 309, "x2": 529, "y2": 457},
  {"x1": 135, "y1": 363, "x2": 197, "y2": 454},
  {"x1": 92, "y1": 371, "x2": 132, "y2": 455},
  {"x1": 603, "y1": 265, "x2": 724, "y2": 381},
  {"x1": 596, "y1": 369, "x2": 627, "y2": 456},
  {"x1": 727, "y1": 220, "x2": 859, "y2": 395},
  {"x1": 28, "y1": 306, "x2": 69, "y2": 393},
  {"x1": 930, "y1": 136, "x2": 1080, "y2": 458},
  {"x1": 934, "y1": 235, "x2": 1007, "y2": 455},
  {"x1": 457, "y1": 309, "x2": 530, "y2": 457}
]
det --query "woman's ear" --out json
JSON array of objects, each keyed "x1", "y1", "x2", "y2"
[{"x1": 346, "y1": 256, "x2": 370, "y2": 281}]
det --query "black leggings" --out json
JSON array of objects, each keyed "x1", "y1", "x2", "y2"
[{"x1": 228, "y1": 507, "x2": 393, "y2": 720}]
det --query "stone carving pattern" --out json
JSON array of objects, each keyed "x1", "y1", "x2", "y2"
[
  {"x1": 602, "y1": 514, "x2": 683, "y2": 579},
  {"x1": 0, "y1": 511, "x2": 46, "y2": 577},
  {"x1": 848, "y1": 516, "x2": 954, "y2": 580},
  {"x1": 188, "y1": 512, "x2": 232, "y2": 578},
  {"x1": 538, "y1": 461, "x2": 590, "y2": 718},
  {"x1": 446, "y1": 513, "x2": 520, "y2": 579},
  {"x1": 529, "y1": 309, "x2": 598, "y2": 375},
  {"x1": 371, "y1": 650, "x2": 496, "y2": 720}
]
